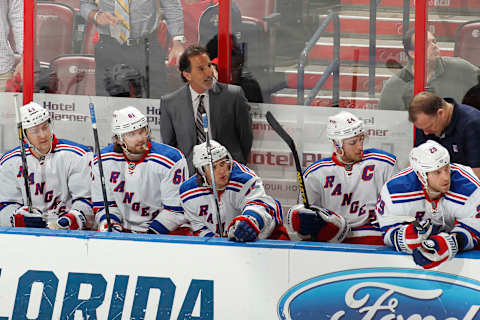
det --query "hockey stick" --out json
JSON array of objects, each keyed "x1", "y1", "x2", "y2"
[
  {"x1": 14, "y1": 95, "x2": 33, "y2": 213},
  {"x1": 89, "y1": 103, "x2": 112, "y2": 232},
  {"x1": 202, "y1": 113, "x2": 224, "y2": 236},
  {"x1": 265, "y1": 111, "x2": 311, "y2": 209}
]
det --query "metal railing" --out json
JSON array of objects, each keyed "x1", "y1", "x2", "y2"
[
  {"x1": 297, "y1": 10, "x2": 340, "y2": 106},
  {"x1": 369, "y1": 0, "x2": 411, "y2": 97}
]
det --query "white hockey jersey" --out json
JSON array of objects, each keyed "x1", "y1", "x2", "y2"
[
  {"x1": 0, "y1": 136, "x2": 93, "y2": 227},
  {"x1": 92, "y1": 141, "x2": 188, "y2": 233},
  {"x1": 303, "y1": 148, "x2": 397, "y2": 243},
  {"x1": 377, "y1": 164, "x2": 480, "y2": 251},
  {"x1": 180, "y1": 161, "x2": 282, "y2": 238}
]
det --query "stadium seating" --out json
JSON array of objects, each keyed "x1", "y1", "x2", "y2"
[
  {"x1": 454, "y1": 20, "x2": 480, "y2": 67},
  {"x1": 37, "y1": 1, "x2": 74, "y2": 64},
  {"x1": 48, "y1": 54, "x2": 96, "y2": 95}
]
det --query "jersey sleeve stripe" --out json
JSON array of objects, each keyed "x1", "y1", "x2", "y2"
[
  {"x1": 180, "y1": 187, "x2": 211, "y2": 199},
  {"x1": 304, "y1": 161, "x2": 335, "y2": 178},
  {"x1": 147, "y1": 158, "x2": 173, "y2": 169},
  {"x1": 182, "y1": 192, "x2": 212, "y2": 202},
  {"x1": 0, "y1": 150, "x2": 24, "y2": 165},
  {"x1": 225, "y1": 186, "x2": 241, "y2": 192},
  {"x1": 391, "y1": 196, "x2": 425, "y2": 204},
  {"x1": 56, "y1": 144, "x2": 88, "y2": 155},
  {"x1": 390, "y1": 191, "x2": 424, "y2": 199},
  {"x1": 362, "y1": 153, "x2": 396, "y2": 165},
  {"x1": 72, "y1": 198, "x2": 93, "y2": 207},
  {"x1": 147, "y1": 154, "x2": 175, "y2": 167},
  {"x1": 163, "y1": 205, "x2": 183, "y2": 212}
]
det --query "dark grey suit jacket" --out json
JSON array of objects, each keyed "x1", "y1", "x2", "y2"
[{"x1": 160, "y1": 81, "x2": 253, "y2": 174}]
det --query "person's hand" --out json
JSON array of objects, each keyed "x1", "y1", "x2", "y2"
[
  {"x1": 98, "y1": 221, "x2": 123, "y2": 232},
  {"x1": 393, "y1": 219, "x2": 432, "y2": 253},
  {"x1": 227, "y1": 215, "x2": 260, "y2": 242},
  {"x1": 167, "y1": 40, "x2": 184, "y2": 66},
  {"x1": 95, "y1": 11, "x2": 119, "y2": 26},
  {"x1": 412, "y1": 233, "x2": 458, "y2": 269}
]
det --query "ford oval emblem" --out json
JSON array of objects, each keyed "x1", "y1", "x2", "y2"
[{"x1": 278, "y1": 268, "x2": 480, "y2": 320}]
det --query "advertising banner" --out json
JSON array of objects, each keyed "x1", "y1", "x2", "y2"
[{"x1": 0, "y1": 228, "x2": 479, "y2": 319}]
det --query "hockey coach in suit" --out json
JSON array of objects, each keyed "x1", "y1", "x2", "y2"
[{"x1": 160, "y1": 44, "x2": 253, "y2": 174}]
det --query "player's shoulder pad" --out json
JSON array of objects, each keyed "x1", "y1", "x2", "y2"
[
  {"x1": 229, "y1": 161, "x2": 256, "y2": 185},
  {"x1": 386, "y1": 167, "x2": 422, "y2": 195},
  {"x1": 149, "y1": 141, "x2": 184, "y2": 163},
  {"x1": 94, "y1": 144, "x2": 122, "y2": 165},
  {"x1": 55, "y1": 138, "x2": 91, "y2": 156},
  {"x1": 303, "y1": 156, "x2": 335, "y2": 178},
  {"x1": 0, "y1": 146, "x2": 24, "y2": 165},
  {"x1": 362, "y1": 148, "x2": 396, "y2": 166},
  {"x1": 180, "y1": 174, "x2": 202, "y2": 195},
  {"x1": 180, "y1": 174, "x2": 211, "y2": 203},
  {"x1": 449, "y1": 163, "x2": 480, "y2": 197}
]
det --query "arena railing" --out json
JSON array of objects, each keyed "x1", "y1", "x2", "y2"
[{"x1": 297, "y1": 10, "x2": 340, "y2": 106}]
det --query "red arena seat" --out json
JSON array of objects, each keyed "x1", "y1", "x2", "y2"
[
  {"x1": 37, "y1": 2, "x2": 74, "y2": 64},
  {"x1": 48, "y1": 54, "x2": 96, "y2": 95},
  {"x1": 454, "y1": 20, "x2": 480, "y2": 67}
]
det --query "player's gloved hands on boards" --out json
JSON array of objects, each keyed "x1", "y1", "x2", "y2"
[
  {"x1": 412, "y1": 233, "x2": 458, "y2": 269},
  {"x1": 393, "y1": 219, "x2": 432, "y2": 253},
  {"x1": 287, "y1": 204, "x2": 348, "y2": 242},
  {"x1": 98, "y1": 221, "x2": 123, "y2": 232},
  {"x1": 51, "y1": 210, "x2": 87, "y2": 230},
  {"x1": 13, "y1": 206, "x2": 46, "y2": 228},
  {"x1": 227, "y1": 210, "x2": 262, "y2": 242}
]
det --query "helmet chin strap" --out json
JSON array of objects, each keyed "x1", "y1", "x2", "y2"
[
  {"x1": 334, "y1": 141, "x2": 355, "y2": 165},
  {"x1": 118, "y1": 128, "x2": 150, "y2": 160},
  {"x1": 26, "y1": 130, "x2": 54, "y2": 159},
  {"x1": 418, "y1": 172, "x2": 443, "y2": 199}
]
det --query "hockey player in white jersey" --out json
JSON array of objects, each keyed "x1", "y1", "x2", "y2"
[
  {"x1": 92, "y1": 106, "x2": 189, "y2": 234},
  {"x1": 377, "y1": 140, "x2": 480, "y2": 269},
  {"x1": 180, "y1": 140, "x2": 288, "y2": 241},
  {"x1": 0, "y1": 102, "x2": 93, "y2": 230},
  {"x1": 287, "y1": 111, "x2": 397, "y2": 245}
]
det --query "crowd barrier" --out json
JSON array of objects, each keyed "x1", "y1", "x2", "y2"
[
  {"x1": 0, "y1": 92, "x2": 413, "y2": 209},
  {"x1": 0, "y1": 227, "x2": 479, "y2": 319}
]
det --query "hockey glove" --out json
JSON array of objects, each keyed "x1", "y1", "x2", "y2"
[
  {"x1": 98, "y1": 222, "x2": 123, "y2": 232},
  {"x1": 227, "y1": 211, "x2": 262, "y2": 242},
  {"x1": 50, "y1": 210, "x2": 87, "y2": 230},
  {"x1": 412, "y1": 233, "x2": 459, "y2": 269},
  {"x1": 392, "y1": 219, "x2": 432, "y2": 253},
  {"x1": 13, "y1": 206, "x2": 46, "y2": 228},
  {"x1": 287, "y1": 204, "x2": 348, "y2": 243}
]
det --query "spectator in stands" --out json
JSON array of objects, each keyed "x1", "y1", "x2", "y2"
[
  {"x1": 207, "y1": 35, "x2": 263, "y2": 103},
  {"x1": 160, "y1": 45, "x2": 252, "y2": 174},
  {"x1": 104, "y1": 64, "x2": 145, "y2": 98},
  {"x1": 462, "y1": 76, "x2": 480, "y2": 111},
  {"x1": 409, "y1": 91, "x2": 480, "y2": 178},
  {"x1": 0, "y1": 0, "x2": 23, "y2": 92},
  {"x1": 80, "y1": 0, "x2": 185, "y2": 98},
  {"x1": 379, "y1": 29, "x2": 480, "y2": 111}
]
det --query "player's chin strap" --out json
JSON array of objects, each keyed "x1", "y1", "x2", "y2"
[
  {"x1": 333, "y1": 140, "x2": 356, "y2": 166},
  {"x1": 118, "y1": 128, "x2": 151, "y2": 160},
  {"x1": 199, "y1": 163, "x2": 232, "y2": 191},
  {"x1": 26, "y1": 135, "x2": 53, "y2": 159}
]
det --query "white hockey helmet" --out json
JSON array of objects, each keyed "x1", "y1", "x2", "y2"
[
  {"x1": 20, "y1": 102, "x2": 50, "y2": 130},
  {"x1": 193, "y1": 140, "x2": 232, "y2": 171},
  {"x1": 111, "y1": 106, "x2": 148, "y2": 136},
  {"x1": 409, "y1": 140, "x2": 450, "y2": 186},
  {"x1": 327, "y1": 111, "x2": 364, "y2": 146}
]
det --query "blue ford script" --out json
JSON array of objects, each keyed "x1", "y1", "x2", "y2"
[{"x1": 278, "y1": 268, "x2": 480, "y2": 320}]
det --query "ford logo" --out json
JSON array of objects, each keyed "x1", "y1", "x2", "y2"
[{"x1": 278, "y1": 268, "x2": 480, "y2": 320}]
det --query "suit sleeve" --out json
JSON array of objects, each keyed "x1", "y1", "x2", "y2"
[
  {"x1": 233, "y1": 89, "x2": 253, "y2": 162},
  {"x1": 160, "y1": 97, "x2": 177, "y2": 147}
]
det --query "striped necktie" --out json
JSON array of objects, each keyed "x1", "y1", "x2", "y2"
[
  {"x1": 196, "y1": 95, "x2": 206, "y2": 144},
  {"x1": 115, "y1": 0, "x2": 131, "y2": 44}
]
